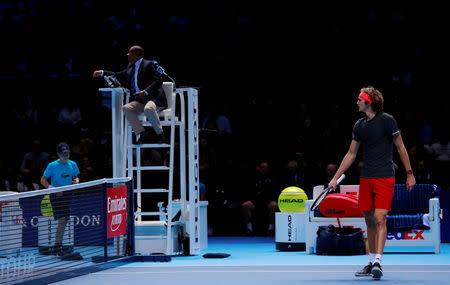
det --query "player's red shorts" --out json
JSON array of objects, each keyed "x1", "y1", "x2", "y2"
[{"x1": 358, "y1": 177, "x2": 395, "y2": 211}]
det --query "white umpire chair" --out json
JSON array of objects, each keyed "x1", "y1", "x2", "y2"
[{"x1": 103, "y1": 83, "x2": 206, "y2": 256}]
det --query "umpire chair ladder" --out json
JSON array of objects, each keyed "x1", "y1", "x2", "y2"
[{"x1": 106, "y1": 83, "x2": 201, "y2": 255}]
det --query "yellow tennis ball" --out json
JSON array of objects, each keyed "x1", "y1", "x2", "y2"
[{"x1": 278, "y1": 187, "x2": 308, "y2": 212}]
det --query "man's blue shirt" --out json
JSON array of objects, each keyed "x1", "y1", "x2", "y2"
[{"x1": 43, "y1": 160, "x2": 80, "y2": 187}]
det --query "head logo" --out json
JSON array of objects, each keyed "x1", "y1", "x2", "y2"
[
  {"x1": 287, "y1": 215, "x2": 292, "y2": 241},
  {"x1": 279, "y1": 199, "x2": 304, "y2": 203}
]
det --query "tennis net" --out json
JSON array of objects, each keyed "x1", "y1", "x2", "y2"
[{"x1": 0, "y1": 177, "x2": 134, "y2": 284}]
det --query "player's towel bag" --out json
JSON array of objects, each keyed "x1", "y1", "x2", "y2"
[{"x1": 316, "y1": 224, "x2": 365, "y2": 255}]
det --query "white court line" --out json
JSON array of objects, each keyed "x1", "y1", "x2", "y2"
[
  {"x1": 94, "y1": 270, "x2": 450, "y2": 274},
  {"x1": 123, "y1": 263, "x2": 450, "y2": 266}
]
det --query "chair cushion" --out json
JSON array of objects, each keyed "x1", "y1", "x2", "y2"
[
  {"x1": 158, "y1": 108, "x2": 172, "y2": 118},
  {"x1": 390, "y1": 184, "x2": 440, "y2": 215},
  {"x1": 386, "y1": 213, "x2": 430, "y2": 232}
]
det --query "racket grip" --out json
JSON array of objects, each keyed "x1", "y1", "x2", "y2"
[{"x1": 336, "y1": 174, "x2": 346, "y2": 185}]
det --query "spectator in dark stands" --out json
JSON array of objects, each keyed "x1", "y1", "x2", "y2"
[
  {"x1": 17, "y1": 169, "x2": 40, "y2": 192},
  {"x1": 57, "y1": 98, "x2": 83, "y2": 127},
  {"x1": 12, "y1": 95, "x2": 34, "y2": 130},
  {"x1": 317, "y1": 126, "x2": 339, "y2": 163},
  {"x1": 321, "y1": 162, "x2": 339, "y2": 195},
  {"x1": 102, "y1": 155, "x2": 113, "y2": 178},
  {"x1": 0, "y1": 158, "x2": 12, "y2": 192},
  {"x1": 298, "y1": 115, "x2": 318, "y2": 158},
  {"x1": 200, "y1": 103, "x2": 233, "y2": 170},
  {"x1": 288, "y1": 116, "x2": 318, "y2": 168},
  {"x1": 78, "y1": 156, "x2": 96, "y2": 182},
  {"x1": 241, "y1": 161, "x2": 279, "y2": 236},
  {"x1": 408, "y1": 144, "x2": 419, "y2": 165},
  {"x1": 415, "y1": 159, "x2": 432, "y2": 184},
  {"x1": 280, "y1": 160, "x2": 303, "y2": 189},
  {"x1": 199, "y1": 137, "x2": 217, "y2": 170},
  {"x1": 71, "y1": 135, "x2": 95, "y2": 161},
  {"x1": 56, "y1": 96, "x2": 83, "y2": 141},
  {"x1": 20, "y1": 139, "x2": 50, "y2": 175},
  {"x1": 208, "y1": 158, "x2": 252, "y2": 235},
  {"x1": 0, "y1": 177, "x2": 11, "y2": 192},
  {"x1": 424, "y1": 132, "x2": 450, "y2": 163},
  {"x1": 201, "y1": 104, "x2": 232, "y2": 136},
  {"x1": 415, "y1": 112, "x2": 433, "y2": 145},
  {"x1": 424, "y1": 130, "x2": 449, "y2": 187},
  {"x1": 324, "y1": 163, "x2": 337, "y2": 186},
  {"x1": 142, "y1": 149, "x2": 163, "y2": 166}
]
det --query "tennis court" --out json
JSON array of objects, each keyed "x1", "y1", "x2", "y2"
[
  {"x1": 1, "y1": 178, "x2": 447, "y2": 284},
  {"x1": 51, "y1": 237, "x2": 450, "y2": 285}
]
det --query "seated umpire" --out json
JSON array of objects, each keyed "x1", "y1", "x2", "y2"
[{"x1": 93, "y1": 45, "x2": 168, "y2": 144}]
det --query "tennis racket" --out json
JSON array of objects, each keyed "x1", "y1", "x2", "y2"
[{"x1": 310, "y1": 174, "x2": 346, "y2": 211}]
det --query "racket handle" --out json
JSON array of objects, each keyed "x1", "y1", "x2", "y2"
[{"x1": 336, "y1": 174, "x2": 346, "y2": 185}]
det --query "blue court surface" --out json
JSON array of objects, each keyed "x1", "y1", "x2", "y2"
[{"x1": 54, "y1": 237, "x2": 450, "y2": 285}]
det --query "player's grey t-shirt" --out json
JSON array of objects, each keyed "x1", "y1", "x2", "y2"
[{"x1": 352, "y1": 112, "x2": 400, "y2": 178}]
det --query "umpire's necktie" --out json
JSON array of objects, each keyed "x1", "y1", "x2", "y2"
[{"x1": 130, "y1": 64, "x2": 136, "y2": 95}]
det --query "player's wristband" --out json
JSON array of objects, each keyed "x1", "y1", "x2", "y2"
[
  {"x1": 406, "y1": 170, "x2": 413, "y2": 176},
  {"x1": 144, "y1": 90, "x2": 148, "y2": 96}
]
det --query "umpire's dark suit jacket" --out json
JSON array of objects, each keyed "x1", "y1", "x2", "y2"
[{"x1": 104, "y1": 59, "x2": 167, "y2": 109}]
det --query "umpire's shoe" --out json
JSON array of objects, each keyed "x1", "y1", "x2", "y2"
[
  {"x1": 371, "y1": 262, "x2": 383, "y2": 279},
  {"x1": 355, "y1": 263, "x2": 373, "y2": 277}
]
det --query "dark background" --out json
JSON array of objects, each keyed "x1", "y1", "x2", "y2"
[{"x1": 0, "y1": 3, "x2": 448, "y2": 236}]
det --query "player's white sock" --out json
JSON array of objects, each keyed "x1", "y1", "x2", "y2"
[
  {"x1": 369, "y1": 253, "x2": 376, "y2": 264},
  {"x1": 246, "y1": 222, "x2": 253, "y2": 231},
  {"x1": 268, "y1": 224, "x2": 274, "y2": 231},
  {"x1": 374, "y1": 254, "x2": 382, "y2": 264}
]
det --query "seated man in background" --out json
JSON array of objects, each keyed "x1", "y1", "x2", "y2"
[{"x1": 241, "y1": 161, "x2": 279, "y2": 236}]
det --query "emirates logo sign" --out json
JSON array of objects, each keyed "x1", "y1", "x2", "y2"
[{"x1": 106, "y1": 186, "x2": 127, "y2": 238}]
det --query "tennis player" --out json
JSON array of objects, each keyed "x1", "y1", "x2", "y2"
[
  {"x1": 41, "y1": 142, "x2": 80, "y2": 256},
  {"x1": 328, "y1": 86, "x2": 416, "y2": 279}
]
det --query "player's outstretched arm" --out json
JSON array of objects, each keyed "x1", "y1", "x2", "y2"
[
  {"x1": 394, "y1": 135, "x2": 416, "y2": 191},
  {"x1": 329, "y1": 140, "x2": 360, "y2": 189}
]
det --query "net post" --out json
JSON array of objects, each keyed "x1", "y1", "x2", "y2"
[
  {"x1": 102, "y1": 183, "x2": 108, "y2": 262},
  {"x1": 127, "y1": 179, "x2": 135, "y2": 256}
]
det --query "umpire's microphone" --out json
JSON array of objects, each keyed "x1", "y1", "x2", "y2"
[{"x1": 152, "y1": 61, "x2": 175, "y2": 86}]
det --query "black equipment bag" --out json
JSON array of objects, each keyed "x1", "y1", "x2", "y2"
[{"x1": 316, "y1": 225, "x2": 365, "y2": 255}]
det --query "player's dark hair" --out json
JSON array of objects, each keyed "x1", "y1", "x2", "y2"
[{"x1": 360, "y1": 86, "x2": 384, "y2": 113}]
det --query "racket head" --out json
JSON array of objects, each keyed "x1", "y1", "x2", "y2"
[
  {"x1": 310, "y1": 174, "x2": 346, "y2": 211},
  {"x1": 310, "y1": 187, "x2": 332, "y2": 211}
]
